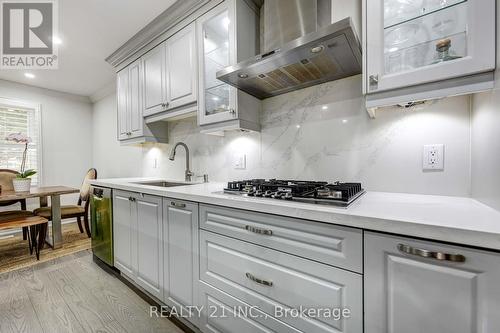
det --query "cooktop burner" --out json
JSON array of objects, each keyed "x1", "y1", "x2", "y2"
[{"x1": 222, "y1": 179, "x2": 365, "y2": 207}]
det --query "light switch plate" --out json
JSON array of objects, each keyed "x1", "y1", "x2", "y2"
[
  {"x1": 233, "y1": 153, "x2": 246, "y2": 170},
  {"x1": 423, "y1": 144, "x2": 444, "y2": 171}
]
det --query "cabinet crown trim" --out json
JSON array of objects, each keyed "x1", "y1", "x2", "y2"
[{"x1": 105, "y1": 0, "x2": 213, "y2": 69}]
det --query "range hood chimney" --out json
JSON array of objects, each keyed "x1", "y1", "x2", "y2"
[{"x1": 216, "y1": 0, "x2": 362, "y2": 100}]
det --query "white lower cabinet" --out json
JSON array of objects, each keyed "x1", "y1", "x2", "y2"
[
  {"x1": 135, "y1": 194, "x2": 163, "y2": 299},
  {"x1": 112, "y1": 190, "x2": 136, "y2": 277},
  {"x1": 365, "y1": 232, "x2": 500, "y2": 333},
  {"x1": 198, "y1": 230, "x2": 363, "y2": 333},
  {"x1": 199, "y1": 204, "x2": 363, "y2": 273},
  {"x1": 112, "y1": 190, "x2": 163, "y2": 300},
  {"x1": 114, "y1": 193, "x2": 500, "y2": 333},
  {"x1": 162, "y1": 199, "x2": 199, "y2": 325},
  {"x1": 198, "y1": 281, "x2": 301, "y2": 333}
]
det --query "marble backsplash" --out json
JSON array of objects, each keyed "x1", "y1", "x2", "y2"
[{"x1": 141, "y1": 75, "x2": 472, "y2": 196}]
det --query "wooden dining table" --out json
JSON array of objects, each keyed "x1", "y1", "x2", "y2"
[{"x1": 0, "y1": 186, "x2": 79, "y2": 249}]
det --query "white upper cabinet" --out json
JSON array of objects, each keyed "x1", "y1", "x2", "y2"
[
  {"x1": 142, "y1": 22, "x2": 198, "y2": 119},
  {"x1": 197, "y1": 2, "x2": 235, "y2": 125},
  {"x1": 117, "y1": 69, "x2": 129, "y2": 141},
  {"x1": 196, "y1": 0, "x2": 261, "y2": 133},
  {"x1": 364, "y1": 0, "x2": 496, "y2": 108},
  {"x1": 117, "y1": 58, "x2": 168, "y2": 144},
  {"x1": 142, "y1": 44, "x2": 167, "y2": 117},
  {"x1": 365, "y1": 232, "x2": 500, "y2": 333},
  {"x1": 166, "y1": 22, "x2": 198, "y2": 110},
  {"x1": 128, "y1": 60, "x2": 143, "y2": 137},
  {"x1": 116, "y1": 59, "x2": 145, "y2": 140}
]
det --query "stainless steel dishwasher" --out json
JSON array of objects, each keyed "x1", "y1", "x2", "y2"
[{"x1": 90, "y1": 186, "x2": 113, "y2": 266}]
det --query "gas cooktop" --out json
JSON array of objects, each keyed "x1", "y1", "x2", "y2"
[{"x1": 222, "y1": 179, "x2": 365, "y2": 207}]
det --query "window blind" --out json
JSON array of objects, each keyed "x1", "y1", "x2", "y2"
[{"x1": 0, "y1": 106, "x2": 40, "y2": 185}]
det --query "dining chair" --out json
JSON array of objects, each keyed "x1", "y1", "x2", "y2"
[
  {"x1": 0, "y1": 169, "x2": 31, "y2": 239},
  {"x1": 34, "y1": 168, "x2": 97, "y2": 238}
]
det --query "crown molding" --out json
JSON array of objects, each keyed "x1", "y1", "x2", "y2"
[{"x1": 105, "y1": 0, "x2": 215, "y2": 69}]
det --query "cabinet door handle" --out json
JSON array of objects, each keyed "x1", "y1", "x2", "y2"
[
  {"x1": 245, "y1": 225, "x2": 273, "y2": 236},
  {"x1": 369, "y1": 74, "x2": 379, "y2": 89},
  {"x1": 171, "y1": 201, "x2": 186, "y2": 208},
  {"x1": 397, "y1": 244, "x2": 466, "y2": 262},
  {"x1": 246, "y1": 272, "x2": 273, "y2": 287}
]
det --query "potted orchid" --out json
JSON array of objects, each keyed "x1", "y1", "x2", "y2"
[{"x1": 5, "y1": 133, "x2": 36, "y2": 192}]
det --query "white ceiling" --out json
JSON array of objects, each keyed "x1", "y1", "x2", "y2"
[{"x1": 0, "y1": 0, "x2": 177, "y2": 98}]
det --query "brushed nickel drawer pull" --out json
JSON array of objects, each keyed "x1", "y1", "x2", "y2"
[
  {"x1": 171, "y1": 201, "x2": 186, "y2": 208},
  {"x1": 246, "y1": 272, "x2": 273, "y2": 287},
  {"x1": 397, "y1": 244, "x2": 466, "y2": 263},
  {"x1": 245, "y1": 225, "x2": 273, "y2": 236}
]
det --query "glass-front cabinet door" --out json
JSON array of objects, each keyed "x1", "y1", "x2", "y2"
[
  {"x1": 197, "y1": 1, "x2": 237, "y2": 125},
  {"x1": 366, "y1": 0, "x2": 495, "y2": 93}
]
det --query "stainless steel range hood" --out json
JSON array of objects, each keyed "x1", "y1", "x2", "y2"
[{"x1": 216, "y1": 0, "x2": 362, "y2": 100}]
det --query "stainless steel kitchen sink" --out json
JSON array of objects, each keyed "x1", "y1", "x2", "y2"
[{"x1": 132, "y1": 181, "x2": 197, "y2": 187}]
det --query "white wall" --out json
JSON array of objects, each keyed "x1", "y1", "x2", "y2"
[
  {"x1": 94, "y1": 75, "x2": 472, "y2": 197},
  {"x1": 0, "y1": 79, "x2": 93, "y2": 207},
  {"x1": 91, "y1": 93, "x2": 142, "y2": 178}
]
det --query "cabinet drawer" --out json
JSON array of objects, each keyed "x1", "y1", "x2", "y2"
[
  {"x1": 200, "y1": 204, "x2": 362, "y2": 273},
  {"x1": 200, "y1": 231, "x2": 363, "y2": 333},
  {"x1": 198, "y1": 281, "x2": 301, "y2": 333}
]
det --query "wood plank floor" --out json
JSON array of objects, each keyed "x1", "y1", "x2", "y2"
[{"x1": 0, "y1": 250, "x2": 185, "y2": 333}]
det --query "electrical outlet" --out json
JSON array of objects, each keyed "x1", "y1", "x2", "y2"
[
  {"x1": 233, "y1": 153, "x2": 246, "y2": 170},
  {"x1": 423, "y1": 144, "x2": 444, "y2": 171}
]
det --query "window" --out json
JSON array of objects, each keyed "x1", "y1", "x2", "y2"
[{"x1": 0, "y1": 101, "x2": 41, "y2": 185}]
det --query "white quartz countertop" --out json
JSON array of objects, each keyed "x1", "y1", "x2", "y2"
[{"x1": 91, "y1": 178, "x2": 500, "y2": 251}]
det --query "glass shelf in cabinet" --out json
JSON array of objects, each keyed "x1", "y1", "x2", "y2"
[
  {"x1": 384, "y1": 0, "x2": 467, "y2": 30},
  {"x1": 384, "y1": 2, "x2": 467, "y2": 53},
  {"x1": 384, "y1": 31, "x2": 466, "y2": 74}
]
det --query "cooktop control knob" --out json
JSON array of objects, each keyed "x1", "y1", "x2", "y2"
[{"x1": 272, "y1": 192, "x2": 283, "y2": 199}]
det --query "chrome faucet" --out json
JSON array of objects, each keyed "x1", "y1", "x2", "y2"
[{"x1": 169, "y1": 142, "x2": 194, "y2": 182}]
